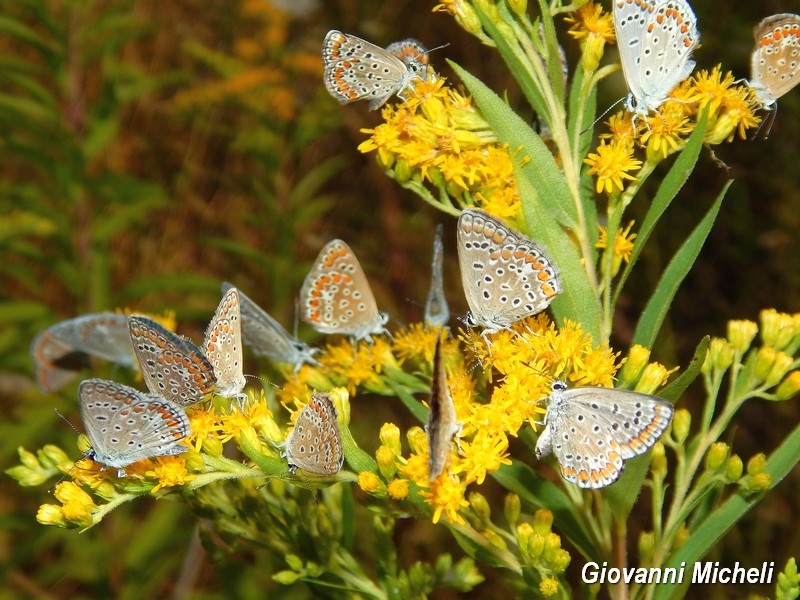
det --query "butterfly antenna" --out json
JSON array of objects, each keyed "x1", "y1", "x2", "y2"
[
  {"x1": 427, "y1": 42, "x2": 451, "y2": 54},
  {"x1": 581, "y1": 96, "x2": 625, "y2": 135}
]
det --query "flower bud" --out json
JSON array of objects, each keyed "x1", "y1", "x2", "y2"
[
  {"x1": 672, "y1": 409, "x2": 691, "y2": 443},
  {"x1": 357, "y1": 471, "x2": 384, "y2": 495},
  {"x1": 727, "y1": 320, "x2": 758, "y2": 353},
  {"x1": 636, "y1": 363, "x2": 671, "y2": 395},
  {"x1": 639, "y1": 531, "x2": 655, "y2": 562},
  {"x1": 533, "y1": 508, "x2": 553, "y2": 534},
  {"x1": 760, "y1": 309, "x2": 796, "y2": 351},
  {"x1": 539, "y1": 577, "x2": 560, "y2": 597},
  {"x1": 36, "y1": 504, "x2": 68, "y2": 528},
  {"x1": 380, "y1": 423, "x2": 402, "y2": 455},
  {"x1": 376, "y1": 445, "x2": 397, "y2": 480},
  {"x1": 776, "y1": 371, "x2": 800, "y2": 401},
  {"x1": 754, "y1": 347, "x2": 777, "y2": 382},
  {"x1": 725, "y1": 455, "x2": 743, "y2": 482},
  {"x1": 619, "y1": 345, "x2": 651, "y2": 386},
  {"x1": 504, "y1": 493, "x2": 521, "y2": 526},
  {"x1": 705, "y1": 442, "x2": 729, "y2": 472},
  {"x1": 709, "y1": 338, "x2": 735, "y2": 372},
  {"x1": 650, "y1": 442, "x2": 667, "y2": 479},
  {"x1": 468, "y1": 492, "x2": 491, "y2": 525},
  {"x1": 746, "y1": 453, "x2": 767, "y2": 475},
  {"x1": 766, "y1": 352, "x2": 793, "y2": 387}
]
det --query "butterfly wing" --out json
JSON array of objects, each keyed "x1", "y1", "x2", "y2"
[
  {"x1": 79, "y1": 379, "x2": 190, "y2": 469},
  {"x1": 322, "y1": 30, "x2": 409, "y2": 110},
  {"x1": 614, "y1": 0, "x2": 698, "y2": 111},
  {"x1": 456, "y1": 209, "x2": 560, "y2": 331},
  {"x1": 300, "y1": 239, "x2": 386, "y2": 340},
  {"x1": 544, "y1": 386, "x2": 673, "y2": 488},
  {"x1": 285, "y1": 392, "x2": 344, "y2": 475},
  {"x1": 751, "y1": 14, "x2": 800, "y2": 106},
  {"x1": 129, "y1": 316, "x2": 216, "y2": 406},
  {"x1": 204, "y1": 287, "x2": 245, "y2": 397},
  {"x1": 426, "y1": 333, "x2": 461, "y2": 480},
  {"x1": 221, "y1": 282, "x2": 319, "y2": 369},
  {"x1": 424, "y1": 224, "x2": 450, "y2": 327}
]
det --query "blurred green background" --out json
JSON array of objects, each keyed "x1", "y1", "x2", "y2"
[{"x1": 1, "y1": 0, "x2": 798, "y2": 597}]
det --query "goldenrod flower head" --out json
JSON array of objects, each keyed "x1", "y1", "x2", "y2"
[
  {"x1": 423, "y1": 475, "x2": 469, "y2": 524},
  {"x1": 584, "y1": 140, "x2": 642, "y2": 195},
  {"x1": 600, "y1": 112, "x2": 638, "y2": 146},
  {"x1": 387, "y1": 478, "x2": 409, "y2": 500},
  {"x1": 504, "y1": 492, "x2": 521, "y2": 525},
  {"x1": 597, "y1": 221, "x2": 637, "y2": 276},
  {"x1": 51, "y1": 481, "x2": 95, "y2": 528},
  {"x1": 379, "y1": 422, "x2": 402, "y2": 455},
  {"x1": 148, "y1": 456, "x2": 195, "y2": 493},
  {"x1": 376, "y1": 445, "x2": 398, "y2": 480},
  {"x1": 766, "y1": 351, "x2": 794, "y2": 387},
  {"x1": 641, "y1": 102, "x2": 694, "y2": 162},
  {"x1": 704, "y1": 337, "x2": 735, "y2": 373},
  {"x1": 635, "y1": 362, "x2": 676, "y2": 395},
  {"x1": 671, "y1": 409, "x2": 691, "y2": 443},
  {"x1": 358, "y1": 471, "x2": 384, "y2": 495},
  {"x1": 539, "y1": 578, "x2": 560, "y2": 597},
  {"x1": 754, "y1": 346, "x2": 779, "y2": 382},
  {"x1": 37, "y1": 503, "x2": 69, "y2": 528},
  {"x1": 565, "y1": 1, "x2": 615, "y2": 71},
  {"x1": 725, "y1": 455, "x2": 744, "y2": 482},
  {"x1": 691, "y1": 66, "x2": 761, "y2": 143}
]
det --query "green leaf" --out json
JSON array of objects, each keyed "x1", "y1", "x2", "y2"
[
  {"x1": 652, "y1": 422, "x2": 800, "y2": 600},
  {"x1": 449, "y1": 62, "x2": 575, "y2": 228},
  {"x1": 472, "y1": 4, "x2": 548, "y2": 120},
  {"x1": 614, "y1": 110, "x2": 711, "y2": 306},
  {"x1": 492, "y1": 460, "x2": 599, "y2": 562},
  {"x1": 632, "y1": 181, "x2": 730, "y2": 349}
]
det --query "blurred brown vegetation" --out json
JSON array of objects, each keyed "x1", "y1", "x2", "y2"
[{"x1": 1, "y1": 0, "x2": 798, "y2": 597}]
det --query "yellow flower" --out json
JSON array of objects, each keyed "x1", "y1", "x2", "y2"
[
  {"x1": 565, "y1": 1, "x2": 615, "y2": 43},
  {"x1": 641, "y1": 101, "x2": 694, "y2": 162},
  {"x1": 597, "y1": 221, "x2": 637, "y2": 276},
  {"x1": 433, "y1": 0, "x2": 483, "y2": 37},
  {"x1": 459, "y1": 430, "x2": 512, "y2": 485},
  {"x1": 387, "y1": 478, "x2": 409, "y2": 500},
  {"x1": 584, "y1": 140, "x2": 642, "y2": 194},
  {"x1": 423, "y1": 475, "x2": 469, "y2": 524},
  {"x1": 539, "y1": 578, "x2": 560, "y2": 597},
  {"x1": 359, "y1": 76, "x2": 522, "y2": 215},
  {"x1": 691, "y1": 66, "x2": 760, "y2": 143},
  {"x1": 600, "y1": 111, "x2": 638, "y2": 146},
  {"x1": 564, "y1": 1, "x2": 615, "y2": 71},
  {"x1": 147, "y1": 455, "x2": 195, "y2": 493},
  {"x1": 358, "y1": 471, "x2": 383, "y2": 494}
]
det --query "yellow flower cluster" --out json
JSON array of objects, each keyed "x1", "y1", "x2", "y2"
[
  {"x1": 359, "y1": 76, "x2": 525, "y2": 219},
  {"x1": 321, "y1": 315, "x2": 647, "y2": 525},
  {"x1": 588, "y1": 67, "x2": 760, "y2": 195}
]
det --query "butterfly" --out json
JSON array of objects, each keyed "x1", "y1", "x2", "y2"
[
  {"x1": 31, "y1": 313, "x2": 137, "y2": 392},
  {"x1": 456, "y1": 209, "x2": 561, "y2": 340},
  {"x1": 128, "y1": 316, "x2": 216, "y2": 406},
  {"x1": 424, "y1": 224, "x2": 450, "y2": 328},
  {"x1": 749, "y1": 14, "x2": 800, "y2": 109},
  {"x1": 284, "y1": 392, "x2": 344, "y2": 476},
  {"x1": 426, "y1": 332, "x2": 461, "y2": 481},
  {"x1": 79, "y1": 378, "x2": 191, "y2": 476},
  {"x1": 221, "y1": 282, "x2": 319, "y2": 371},
  {"x1": 535, "y1": 381, "x2": 674, "y2": 488},
  {"x1": 322, "y1": 30, "x2": 428, "y2": 110},
  {"x1": 204, "y1": 286, "x2": 246, "y2": 399},
  {"x1": 613, "y1": 0, "x2": 699, "y2": 117},
  {"x1": 300, "y1": 239, "x2": 389, "y2": 342}
]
